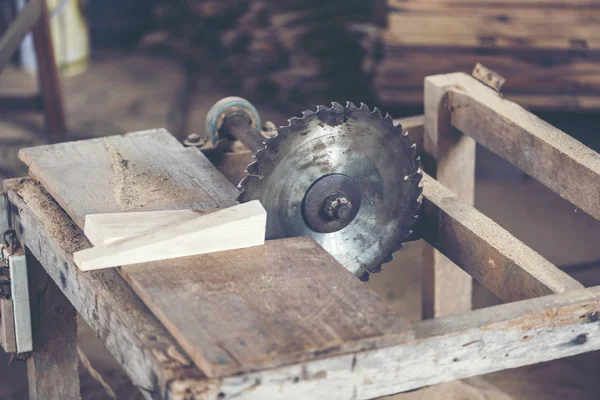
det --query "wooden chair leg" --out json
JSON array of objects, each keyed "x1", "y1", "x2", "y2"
[{"x1": 31, "y1": 0, "x2": 66, "y2": 139}]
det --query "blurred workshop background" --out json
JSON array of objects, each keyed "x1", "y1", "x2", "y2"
[{"x1": 1, "y1": 0, "x2": 600, "y2": 399}]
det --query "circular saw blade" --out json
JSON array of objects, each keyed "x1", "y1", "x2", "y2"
[{"x1": 237, "y1": 102, "x2": 422, "y2": 280}]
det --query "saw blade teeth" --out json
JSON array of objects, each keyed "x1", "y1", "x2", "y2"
[
  {"x1": 316, "y1": 105, "x2": 327, "y2": 113},
  {"x1": 358, "y1": 269, "x2": 370, "y2": 282},
  {"x1": 358, "y1": 102, "x2": 370, "y2": 113},
  {"x1": 245, "y1": 162, "x2": 260, "y2": 176},
  {"x1": 330, "y1": 101, "x2": 345, "y2": 114},
  {"x1": 346, "y1": 101, "x2": 358, "y2": 111},
  {"x1": 288, "y1": 117, "x2": 303, "y2": 129},
  {"x1": 384, "y1": 112, "x2": 394, "y2": 125},
  {"x1": 301, "y1": 110, "x2": 314, "y2": 118},
  {"x1": 372, "y1": 106, "x2": 383, "y2": 120}
]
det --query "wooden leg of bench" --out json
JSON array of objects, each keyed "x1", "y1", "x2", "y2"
[
  {"x1": 422, "y1": 74, "x2": 476, "y2": 318},
  {"x1": 31, "y1": 0, "x2": 66, "y2": 139},
  {"x1": 27, "y1": 252, "x2": 79, "y2": 400}
]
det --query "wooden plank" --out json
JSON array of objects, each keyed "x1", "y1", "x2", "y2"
[
  {"x1": 75, "y1": 201, "x2": 266, "y2": 271},
  {"x1": 27, "y1": 252, "x2": 79, "y2": 400},
  {"x1": 384, "y1": 1, "x2": 600, "y2": 51},
  {"x1": 375, "y1": 51, "x2": 600, "y2": 97},
  {"x1": 18, "y1": 130, "x2": 413, "y2": 378},
  {"x1": 8, "y1": 179, "x2": 210, "y2": 399},
  {"x1": 18, "y1": 129, "x2": 239, "y2": 227},
  {"x1": 85, "y1": 209, "x2": 212, "y2": 246},
  {"x1": 445, "y1": 73, "x2": 600, "y2": 221},
  {"x1": 215, "y1": 285, "x2": 600, "y2": 399},
  {"x1": 120, "y1": 237, "x2": 412, "y2": 377},
  {"x1": 422, "y1": 74, "x2": 476, "y2": 318},
  {"x1": 421, "y1": 173, "x2": 584, "y2": 301}
]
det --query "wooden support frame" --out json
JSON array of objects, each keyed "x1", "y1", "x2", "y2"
[{"x1": 4, "y1": 72, "x2": 600, "y2": 399}]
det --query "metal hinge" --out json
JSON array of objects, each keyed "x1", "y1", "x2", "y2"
[{"x1": 0, "y1": 193, "x2": 32, "y2": 353}]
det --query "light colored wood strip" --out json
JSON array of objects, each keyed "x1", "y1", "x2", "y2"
[
  {"x1": 75, "y1": 201, "x2": 266, "y2": 271},
  {"x1": 422, "y1": 73, "x2": 476, "y2": 318},
  {"x1": 214, "y1": 285, "x2": 600, "y2": 399},
  {"x1": 421, "y1": 173, "x2": 584, "y2": 301},
  {"x1": 446, "y1": 73, "x2": 600, "y2": 221},
  {"x1": 85, "y1": 209, "x2": 212, "y2": 246}
]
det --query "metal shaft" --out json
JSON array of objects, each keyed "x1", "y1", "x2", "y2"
[{"x1": 223, "y1": 113, "x2": 265, "y2": 153}]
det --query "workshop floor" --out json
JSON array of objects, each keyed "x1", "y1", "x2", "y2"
[{"x1": 1, "y1": 51, "x2": 600, "y2": 399}]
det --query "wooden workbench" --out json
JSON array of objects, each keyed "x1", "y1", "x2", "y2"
[{"x1": 5, "y1": 73, "x2": 600, "y2": 399}]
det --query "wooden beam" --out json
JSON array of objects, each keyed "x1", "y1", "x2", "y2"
[
  {"x1": 74, "y1": 201, "x2": 266, "y2": 271},
  {"x1": 445, "y1": 73, "x2": 600, "y2": 221},
  {"x1": 421, "y1": 173, "x2": 584, "y2": 302},
  {"x1": 422, "y1": 74, "x2": 476, "y2": 318},
  {"x1": 27, "y1": 252, "x2": 79, "y2": 400},
  {"x1": 215, "y1": 286, "x2": 600, "y2": 399}
]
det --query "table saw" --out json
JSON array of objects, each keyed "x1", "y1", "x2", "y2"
[{"x1": 1, "y1": 71, "x2": 600, "y2": 400}]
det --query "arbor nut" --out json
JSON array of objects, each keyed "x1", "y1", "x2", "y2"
[{"x1": 324, "y1": 193, "x2": 352, "y2": 220}]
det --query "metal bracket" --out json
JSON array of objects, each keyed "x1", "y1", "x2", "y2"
[
  {"x1": 472, "y1": 63, "x2": 506, "y2": 93},
  {"x1": 0, "y1": 193, "x2": 32, "y2": 353}
]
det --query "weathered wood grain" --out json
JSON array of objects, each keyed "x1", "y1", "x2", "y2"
[
  {"x1": 120, "y1": 237, "x2": 412, "y2": 377},
  {"x1": 421, "y1": 173, "x2": 584, "y2": 301},
  {"x1": 18, "y1": 129, "x2": 239, "y2": 227},
  {"x1": 18, "y1": 129, "x2": 413, "y2": 378},
  {"x1": 8, "y1": 180, "x2": 212, "y2": 399},
  {"x1": 385, "y1": 0, "x2": 600, "y2": 51},
  {"x1": 422, "y1": 74, "x2": 476, "y2": 318},
  {"x1": 368, "y1": 0, "x2": 600, "y2": 110},
  {"x1": 214, "y1": 285, "x2": 600, "y2": 399},
  {"x1": 27, "y1": 253, "x2": 80, "y2": 400},
  {"x1": 445, "y1": 73, "x2": 600, "y2": 221}
]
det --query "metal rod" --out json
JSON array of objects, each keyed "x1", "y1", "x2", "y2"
[{"x1": 223, "y1": 113, "x2": 265, "y2": 153}]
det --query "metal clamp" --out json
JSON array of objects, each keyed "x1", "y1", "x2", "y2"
[{"x1": 0, "y1": 193, "x2": 32, "y2": 354}]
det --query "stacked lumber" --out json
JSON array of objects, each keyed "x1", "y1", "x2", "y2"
[
  {"x1": 367, "y1": 0, "x2": 600, "y2": 110},
  {"x1": 150, "y1": 0, "x2": 369, "y2": 109}
]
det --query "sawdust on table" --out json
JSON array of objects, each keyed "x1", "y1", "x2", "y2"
[
  {"x1": 15, "y1": 179, "x2": 90, "y2": 254},
  {"x1": 102, "y1": 137, "x2": 202, "y2": 212}
]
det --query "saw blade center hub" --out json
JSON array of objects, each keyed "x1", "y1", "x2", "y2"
[
  {"x1": 301, "y1": 174, "x2": 362, "y2": 234},
  {"x1": 323, "y1": 193, "x2": 352, "y2": 220}
]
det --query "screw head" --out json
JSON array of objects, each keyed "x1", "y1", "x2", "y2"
[
  {"x1": 187, "y1": 133, "x2": 201, "y2": 143},
  {"x1": 590, "y1": 312, "x2": 599, "y2": 322},
  {"x1": 576, "y1": 334, "x2": 587, "y2": 344},
  {"x1": 323, "y1": 193, "x2": 353, "y2": 220}
]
